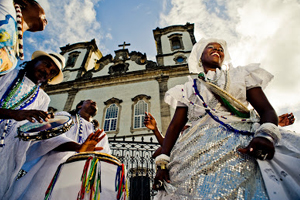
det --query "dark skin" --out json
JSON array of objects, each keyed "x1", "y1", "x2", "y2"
[
  {"x1": 153, "y1": 42, "x2": 278, "y2": 190},
  {"x1": 0, "y1": 57, "x2": 60, "y2": 123},
  {"x1": 15, "y1": 0, "x2": 48, "y2": 32},
  {"x1": 54, "y1": 129, "x2": 105, "y2": 152},
  {"x1": 278, "y1": 113, "x2": 295, "y2": 127}
]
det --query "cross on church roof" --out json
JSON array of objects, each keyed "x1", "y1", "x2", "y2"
[{"x1": 118, "y1": 41, "x2": 130, "y2": 49}]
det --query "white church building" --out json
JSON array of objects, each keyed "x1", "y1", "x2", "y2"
[{"x1": 46, "y1": 23, "x2": 196, "y2": 141}]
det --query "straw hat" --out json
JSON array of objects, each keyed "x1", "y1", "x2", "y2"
[{"x1": 31, "y1": 51, "x2": 65, "y2": 85}]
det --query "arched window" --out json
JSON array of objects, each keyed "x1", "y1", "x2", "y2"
[
  {"x1": 131, "y1": 94, "x2": 151, "y2": 132},
  {"x1": 172, "y1": 38, "x2": 181, "y2": 50},
  {"x1": 168, "y1": 34, "x2": 184, "y2": 51},
  {"x1": 104, "y1": 104, "x2": 119, "y2": 132},
  {"x1": 133, "y1": 100, "x2": 148, "y2": 129},
  {"x1": 102, "y1": 97, "x2": 122, "y2": 134}
]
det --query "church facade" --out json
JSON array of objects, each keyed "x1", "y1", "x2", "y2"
[{"x1": 46, "y1": 23, "x2": 196, "y2": 141}]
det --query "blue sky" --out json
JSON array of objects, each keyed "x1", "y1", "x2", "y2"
[{"x1": 23, "y1": 0, "x2": 300, "y2": 131}]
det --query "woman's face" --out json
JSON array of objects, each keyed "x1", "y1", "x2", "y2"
[
  {"x1": 200, "y1": 42, "x2": 225, "y2": 67},
  {"x1": 28, "y1": 57, "x2": 60, "y2": 85}
]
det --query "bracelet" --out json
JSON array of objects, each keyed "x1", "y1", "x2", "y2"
[
  {"x1": 254, "y1": 123, "x2": 281, "y2": 144},
  {"x1": 255, "y1": 132, "x2": 275, "y2": 144},
  {"x1": 155, "y1": 154, "x2": 170, "y2": 169},
  {"x1": 156, "y1": 163, "x2": 167, "y2": 170}
]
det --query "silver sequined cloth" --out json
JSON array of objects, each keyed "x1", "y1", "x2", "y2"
[{"x1": 164, "y1": 122, "x2": 269, "y2": 200}]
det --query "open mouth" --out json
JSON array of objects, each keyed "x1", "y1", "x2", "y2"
[{"x1": 211, "y1": 52, "x2": 220, "y2": 57}]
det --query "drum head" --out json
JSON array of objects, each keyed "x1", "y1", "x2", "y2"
[{"x1": 17, "y1": 115, "x2": 74, "y2": 141}]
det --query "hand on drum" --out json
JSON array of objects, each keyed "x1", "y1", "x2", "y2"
[
  {"x1": 238, "y1": 137, "x2": 275, "y2": 160},
  {"x1": 12, "y1": 109, "x2": 53, "y2": 123},
  {"x1": 78, "y1": 129, "x2": 106, "y2": 152}
]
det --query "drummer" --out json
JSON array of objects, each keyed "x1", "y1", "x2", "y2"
[
  {"x1": 7, "y1": 99, "x2": 111, "y2": 200},
  {"x1": 0, "y1": 52, "x2": 103, "y2": 199}
]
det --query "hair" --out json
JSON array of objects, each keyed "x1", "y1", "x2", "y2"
[{"x1": 69, "y1": 100, "x2": 85, "y2": 116}]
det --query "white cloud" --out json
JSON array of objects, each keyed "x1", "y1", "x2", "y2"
[
  {"x1": 27, "y1": 0, "x2": 103, "y2": 53},
  {"x1": 106, "y1": 33, "x2": 113, "y2": 40}
]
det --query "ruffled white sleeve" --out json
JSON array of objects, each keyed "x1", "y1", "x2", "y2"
[
  {"x1": 164, "y1": 76, "x2": 195, "y2": 109},
  {"x1": 242, "y1": 63, "x2": 274, "y2": 90}
]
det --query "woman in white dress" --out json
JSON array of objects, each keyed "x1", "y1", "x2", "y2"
[{"x1": 153, "y1": 38, "x2": 294, "y2": 199}]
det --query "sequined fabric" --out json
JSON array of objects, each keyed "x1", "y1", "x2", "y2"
[{"x1": 164, "y1": 123, "x2": 269, "y2": 200}]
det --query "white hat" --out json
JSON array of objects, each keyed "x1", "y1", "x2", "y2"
[
  {"x1": 31, "y1": 51, "x2": 65, "y2": 85},
  {"x1": 188, "y1": 38, "x2": 231, "y2": 74}
]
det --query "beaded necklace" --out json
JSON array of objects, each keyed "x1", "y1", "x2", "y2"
[
  {"x1": 192, "y1": 78, "x2": 253, "y2": 136},
  {"x1": 14, "y1": 4, "x2": 24, "y2": 60},
  {"x1": 75, "y1": 114, "x2": 84, "y2": 143},
  {"x1": 0, "y1": 71, "x2": 40, "y2": 148}
]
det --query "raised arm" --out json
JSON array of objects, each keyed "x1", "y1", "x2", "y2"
[{"x1": 144, "y1": 112, "x2": 164, "y2": 146}]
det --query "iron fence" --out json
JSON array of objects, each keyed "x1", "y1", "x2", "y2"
[{"x1": 109, "y1": 136, "x2": 160, "y2": 200}]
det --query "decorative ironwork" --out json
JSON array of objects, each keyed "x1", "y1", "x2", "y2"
[{"x1": 109, "y1": 136, "x2": 160, "y2": 200}]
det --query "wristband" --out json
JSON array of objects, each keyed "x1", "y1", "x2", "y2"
[{"x1": 254, "y1": 123, "x2": 281, "y2": 144}]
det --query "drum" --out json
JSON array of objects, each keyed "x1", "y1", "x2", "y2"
[
  {"x1": 45, "y1": 152, "x2": 127, "y2": 200},
  {"x1": 17, "y1": 115, "x2": 74, "y2": 141}
]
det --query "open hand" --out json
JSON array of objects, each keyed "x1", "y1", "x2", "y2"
[
  {"x1": 144, "y1": 112, "x2": 157, "y2": 131},
  {"x1": 78, "y1": 129, "x2": 106, "y2": 152},
  {"x1": 238, "y1": 137, "x2": 275, "y2": 160},
  {"x1": 278, "y1": 113, "x2": 295, "y2": 127}
]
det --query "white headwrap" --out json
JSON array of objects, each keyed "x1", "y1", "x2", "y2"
[{"x1": 188, "y1": 38, "x2": 232, "y2": 74}]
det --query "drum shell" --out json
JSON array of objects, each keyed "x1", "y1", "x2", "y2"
[{"x1": 48, "y1": 152, "x2": 123, "y2": 199}]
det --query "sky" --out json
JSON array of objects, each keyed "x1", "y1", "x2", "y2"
[{"x1": 24, "y1": 0, "x2": 300, "y2": 132}]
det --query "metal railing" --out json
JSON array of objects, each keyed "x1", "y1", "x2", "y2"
[{"x1": 109, "y1": 136, "x2": 160, "y2": 200}]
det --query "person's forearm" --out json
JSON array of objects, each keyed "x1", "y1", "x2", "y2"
[
  {"x1": 152, "y1": 127, "x2": 164, "y2": 146},
  {"x1": 54, "y1": 142, "x2": 81, "y2": 152},
  {"x1": 259, "y1": 109, "x2": 278, "y2": 125},
  {"x1": 0, "y1": 108, "x2": 15, "y2": 119},
  {"x1": 160, "y1": 107, "x2": 188, "y2": 156}
]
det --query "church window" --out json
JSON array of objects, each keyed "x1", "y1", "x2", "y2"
[
  {"x1": 65, "y1": 51, "x2": 80, "y2": 68},
  {"x1": 172, "y1": 38, "x2": 181, "y2": 50},
  {"x1": 102, "y1": 98, "x2": 122, "y2": 134},
  {"x1": 133, "y1": 100, "x2": 148, "y2": 129},
  {"x1": 168, "y1": 34, "x2": 184, "y2": 51},
  {"x1": 104, "y1": 104, "x2": 119, "y2": 132},
  {"x1": 131, "y1": 95, "x2": 151, "y2": 133}
]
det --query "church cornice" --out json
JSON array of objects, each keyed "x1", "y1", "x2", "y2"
[
  {"x1": 45, "y1": 65, "x2": 189, "y2": 95},
  {"x1": 153, "y1": 23, "x2": 194, "y2": 37},
  {"x1": 60, "y1": 39, "x2": 100, "y2": 55},
  {"x1": 155, "y1": 50, "x2": 191, "y2": 57}
]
